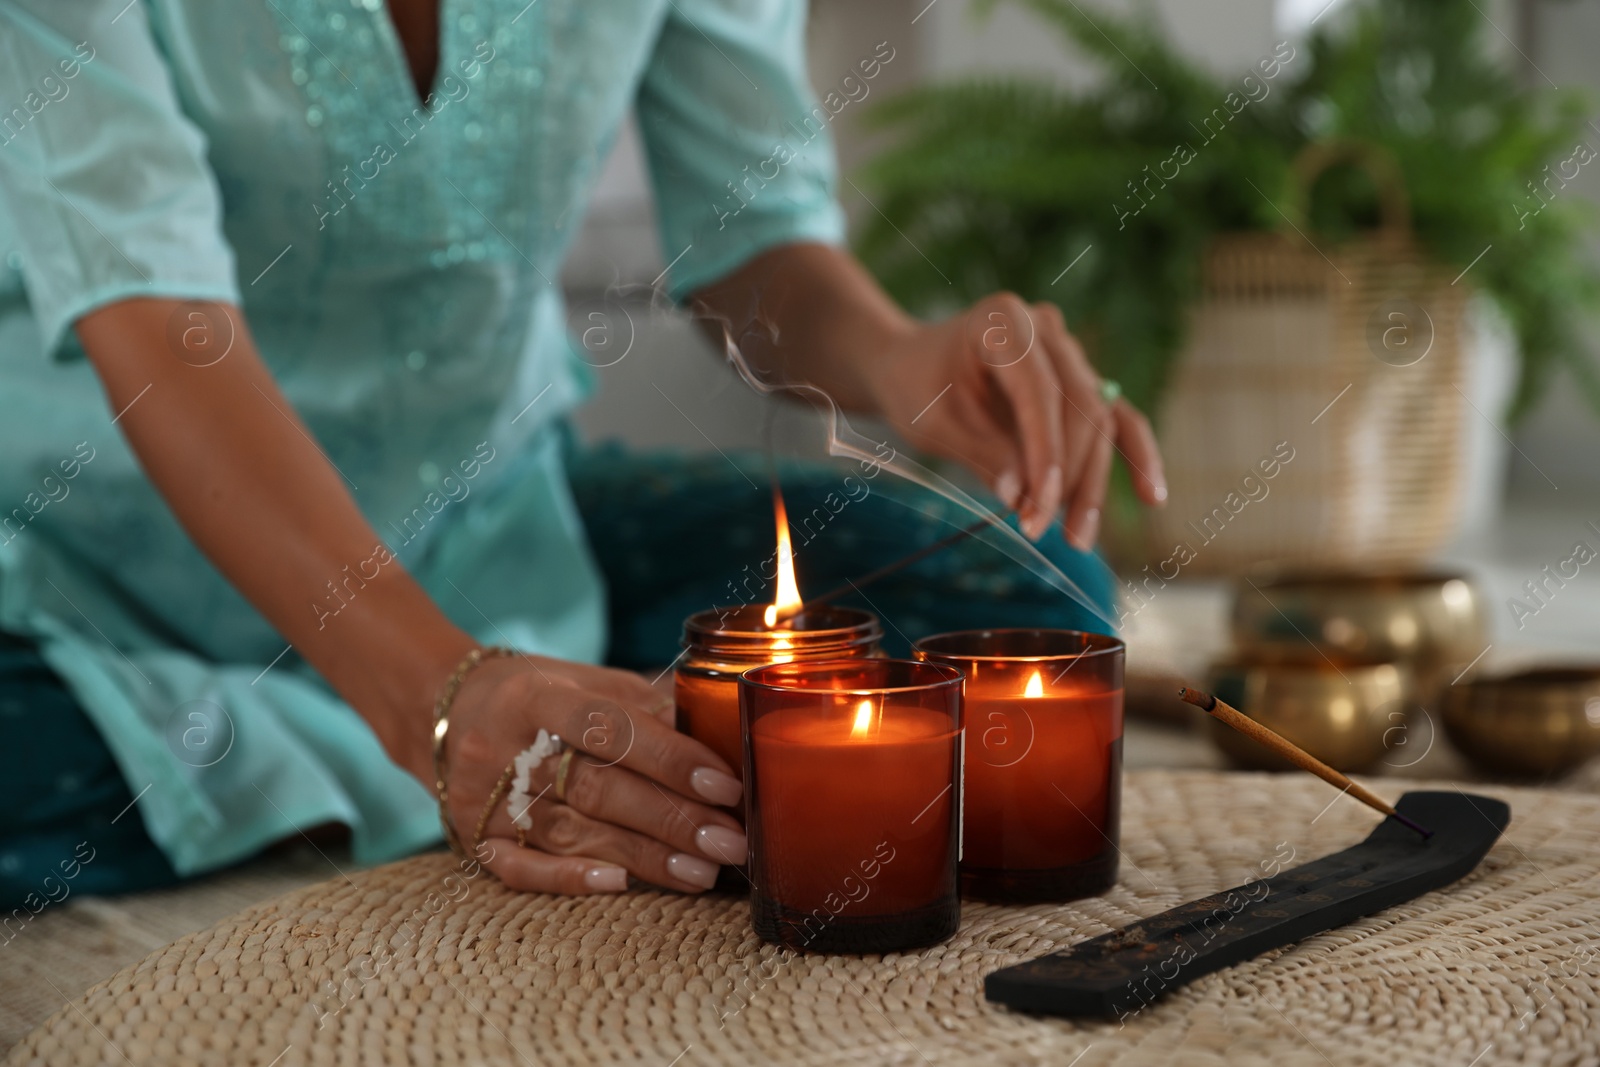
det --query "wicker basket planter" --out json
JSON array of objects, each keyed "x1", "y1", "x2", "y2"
[{"x1": 1144, "y1": 143, "x2": 1468, "y2": 575}]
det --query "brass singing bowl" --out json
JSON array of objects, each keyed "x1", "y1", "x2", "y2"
[
  {"x1": 1443, "y1": 667, "x2": 1600, "y2": 777},
  {"x1": 1206, "y1": 659, "x2": 1409, "y2": 773},
  {"x1": 1231, "y1": 570, "x2": 1485, "y2": 698}
]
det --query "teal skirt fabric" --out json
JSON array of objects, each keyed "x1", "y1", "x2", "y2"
[
  {"x1": 0, "y1": 444, "x2": 1114, "y2": 910},
  {"x1": 0, "y1": 633, "x2": 181, "y2": 917},
  {"x1": 566, "y1": 443, "x2": 1116, "y2": 668}
]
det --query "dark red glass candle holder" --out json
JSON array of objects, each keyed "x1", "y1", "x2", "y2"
[
  {"x1": 740, "y1": 658, "x2": 963, "y2": 954},
  {"x1": 914, "y1": 629, "x2": 1124, "y2": 904}
]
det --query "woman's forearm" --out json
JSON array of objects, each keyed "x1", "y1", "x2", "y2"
[
  {"x1": 76, "y1": 298, "x2": 475, "y2": 780},
  {"x1": 688, "y1": 242, "x2": 916, "y2": 413}
]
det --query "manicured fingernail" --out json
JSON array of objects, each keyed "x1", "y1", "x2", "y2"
[
  {"x1": 1069, "y1": 508, "x2": 1100, "y2": 552},
  {"x1": 1040, "y1": 465, "x2": 1064, "y2": 517},
  {"x1": 1020, "y1": 506, "x2": 1048, "y2": 542},
  {"x1": 691, "y1": 767, "x2": 742, "y2": 806},
  {"x1": 667, "y1": 852, "x2": 719, "y2": 889},
  {"x1": 585, "y1": 866, "x2": 628, "y2": 893},
  {"x1": 697, "y1": 825, "x2": 748, "y2": 864},
  {"x1": 995, "y1": 468, "x2": 1022, "y2": 510}
]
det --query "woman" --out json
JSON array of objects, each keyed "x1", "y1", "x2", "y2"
[{"x1": 0, "y1": 0, "x2": 1165, "y2": 904}]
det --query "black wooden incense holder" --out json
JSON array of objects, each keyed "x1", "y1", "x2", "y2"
[{"x1": 985, "y1": 791, "x2": 1509, "y2": 1019}]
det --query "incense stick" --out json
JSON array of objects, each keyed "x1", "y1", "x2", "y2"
[
  {"x1": 1178, "y1": 687, "x2": 1433, "y2": 839},
  {"x1": 775, "y1": 519, "x2": 988, "y2": 624}
]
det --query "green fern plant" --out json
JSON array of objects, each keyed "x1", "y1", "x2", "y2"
[{"x1": 856, "y1": 0, "x2": 1600, "y2": 423}]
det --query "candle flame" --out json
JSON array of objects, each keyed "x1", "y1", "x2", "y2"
[
  {"x1": 850, "y1": 698, "x2": 877, "y2": 739},
  {"x1": 763, "y1": 484, "x2": 803, "y2": 627},
  {"x1": 1023, "y1": 669, "x2": 1044, "y2": 698}
]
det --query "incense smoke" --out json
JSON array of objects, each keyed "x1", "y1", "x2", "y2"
[{"x1": 711, "y1": 323, "x2": 1116, "y2": 628}]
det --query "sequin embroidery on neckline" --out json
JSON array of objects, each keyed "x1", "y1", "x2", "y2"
[
  {"x1": 263, "y1": 0, "x2": 656, "y2": 274},
  {"x1": 265, "y1": 0, "x2": 520, "y2": 252}
]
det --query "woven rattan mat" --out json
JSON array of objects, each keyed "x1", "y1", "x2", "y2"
[{"x1": 9, "y1": 770, "x2": 1599, "y2": 1067}]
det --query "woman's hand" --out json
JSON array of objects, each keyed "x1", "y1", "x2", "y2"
[
  {"x1": 867, "y1": 293, "x2": 1168, "y2": 548},
  {"x1": 444, "y1": 653, "x2": 747, "y2": 895},
  {"x1": 691, "y1": 248, "x2": 1167, "y2": 551}
]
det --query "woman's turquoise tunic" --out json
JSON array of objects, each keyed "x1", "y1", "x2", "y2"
[{"x1": 0, "y1": 0, "x2": 845, "y2": 875}]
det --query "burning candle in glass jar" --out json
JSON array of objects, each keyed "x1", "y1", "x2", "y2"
[
  {"x1": 741, "y1": 659, "x2": 963, "y2": 954},
  {"x1": 675, "y1": 487, "x2": 881, "y2": 776},
  {"x1": 914, "y1": 629, "x2": 1124, "y2": 903}
]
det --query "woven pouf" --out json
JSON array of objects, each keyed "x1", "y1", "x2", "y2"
[{"x1": 10, "y1": 770, "x2": 1600, "y2": 1067}]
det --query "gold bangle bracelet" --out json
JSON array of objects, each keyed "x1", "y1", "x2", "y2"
[
  {"x1": 473, "y1": 760, "x2": 519, "y2": 859},
  {"x1": 432, "y1": 645, "x2": 516, "y2": 859}
]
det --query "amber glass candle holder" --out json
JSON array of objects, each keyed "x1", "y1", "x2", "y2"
[
  {"x1": 676, "y1": 605, "x2": 881, "y2": 777},
  {"x1": 741, "y1": 659, "x2": 963, "y2": 954},
  {"x1": 914, "y1": 628, "x2": 1124, "y2": 903}
]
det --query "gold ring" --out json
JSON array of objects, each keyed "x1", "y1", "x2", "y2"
[
  {"x1": 554, "y1": 749, "x2": 577, "y2": 803},
  {"x1": 473, "y1": 760, "x2": 518, "y2": 858}
]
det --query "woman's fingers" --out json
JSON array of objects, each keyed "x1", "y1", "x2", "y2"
[
  {"x1": 918, "y1": 343, "x2": 1025, "y2": 503},
  {"x1": 1033, "y1": 302, "x2": 1105, "y2": 542},
  {"x1": 1113, "y1": 400, "x2": 1169, "y2": 505},
  {"x1": 995, "y1": 299, "x2": 1170, "y2": 540},
  {"x1": 482, "y1": 750, "x2": 743, "y2": 893},
  {"x1": 974, "y1": 296, "x2": 1064, "y2": 539},
  {"x1": 481, "y1": 837, "x2": 629, "y2": 895},
  {"x1": 546, "y1": 689, "x2": 744, "y2": 808},
  {"x1": 1064, "y1": 416, "x2": 1113, "y2": 550},
  {"x1": 521, "y1": 799, "x2": 724, "y2": 893},
  {"x1": 538, "y1": 754, "x2": 747, "y2": 865},
  {"x1": 890, "y1": 293, "x2": 1167, "y2": 545}
]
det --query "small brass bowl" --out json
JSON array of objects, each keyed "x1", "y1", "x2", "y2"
[
  {"x1": 1443, "y1": 667, "x2": 1600, "y2": 777},
  {"x1": 1231, "y1": 570, "x2": 1485, "y2": 700},
  {"x1": 1207, "y1": 658, "x2": 1409, "y2": 773}
]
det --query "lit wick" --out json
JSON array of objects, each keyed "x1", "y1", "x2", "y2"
[
  {"x1": 763, "y1": 482, "x2": 804, "y2": 629},
  {"x1": 850, "y1": 698, "x2": 880, "y2": 740}
]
